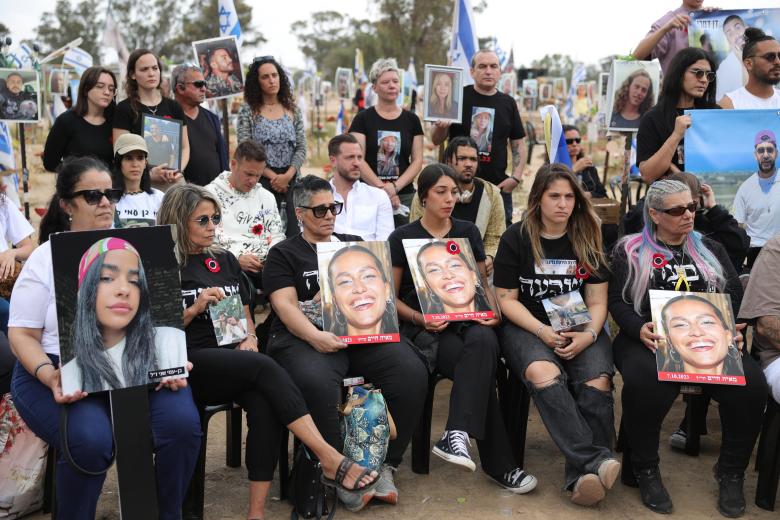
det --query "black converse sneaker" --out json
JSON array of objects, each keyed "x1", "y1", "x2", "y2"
[
  {"x1": 432, "y1": 430, "x2": 476, "y2": 471},
  {"x1": 489, "y1": 467, "x2": 538, "y2": 494}
]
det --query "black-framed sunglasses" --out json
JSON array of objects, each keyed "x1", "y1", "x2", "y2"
[
  {"x1": 688, "y1": 68, "x2": 716, "y2": 82},
  {"x1": 70, "y1": 189, "x2": 123, "y2": 205},
  {"x1": 300, "y1": 203, "x2": 343, "y2": 218},
  {"x1": 192, "y1": 214, "x2": 222, "y2": 227},
  {"x1": 748, "y1": 52, "x2": 780, "y2": 63},
  {"x1": 658, "y1": 201, "x2": 698, "y2": 216},
  {"x1": 565, "y1": 138, "x2": 582, "y2": 144},
  {"x1": 252, "y1": 55, "x2": 274, "y2": 66},
  {"x1": 184, "y1": 80, "x2": 207, "y2": 88}
]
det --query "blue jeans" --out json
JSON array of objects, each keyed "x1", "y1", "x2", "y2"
[
  {"x1": 11, "y1": 357, "x2": 202, "y2": 520},
  {"x1": 501, "y1": 323, "x2": 615, "y2": 488},
  {"x1": 500, "y1": 191, "x2": 513, "y2": 227}
]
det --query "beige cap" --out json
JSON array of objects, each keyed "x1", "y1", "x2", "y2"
[{"x1": 113, "y1": 133, "x2": 148, "y2": 156}]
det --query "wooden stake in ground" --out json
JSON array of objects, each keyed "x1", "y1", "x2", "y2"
[{"x1": 617, "y1": 132, "x2": 634, "y2": 239}]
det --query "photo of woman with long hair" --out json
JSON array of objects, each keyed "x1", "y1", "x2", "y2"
[
  {"x1": 470, "y1": 108, "x2": 493, "y2": 155},
  {"x1": 610, "y1": 68, "x2": 655, "y2": 130},
  {"x1": 655, "y1": 293, "x2": 743, "y2": 378},
  {"x1": 60, "y1": 236, "x2": 187, "y2": 394},
  {"x1": 324, "y1": 244, "x2": 399, "y2": 338},
  {"x1": 427, "y1": 72, "x2": 459, "y2": 120},
  {"x1": 413, "y1": 240, "x2": 492, "y2": 317},
  {"x1": 376, "y1": 132, "x2": 400, "y2": 180}
]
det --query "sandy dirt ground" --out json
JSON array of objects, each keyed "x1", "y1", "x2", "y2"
[{"x1": 15, "y1": 138, "x2": 777, "y2": 520}]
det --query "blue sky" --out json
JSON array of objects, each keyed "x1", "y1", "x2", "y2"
[{"x1": 685, "y1": 109, "x2": 780, "y2": 173}]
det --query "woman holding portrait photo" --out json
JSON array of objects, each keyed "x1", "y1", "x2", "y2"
[
  {"x1": 389, "y1": 164, "x2": 537, "y2": 495},
  {"x1": 494, "y1": 163, "x2": 618, "y2": 507},
  {"x1": 609, "y1": 179, "x2": 766, "y2": 517}
]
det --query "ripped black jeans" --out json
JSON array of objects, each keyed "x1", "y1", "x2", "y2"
[{"x1": 500, "y1": 323, "x2": 616, "y2": 489}]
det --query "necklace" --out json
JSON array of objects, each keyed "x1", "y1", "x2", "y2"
[
  {"x1": 540, "y1": 231, "x2": 566, "y2": 240},
  {"x1": 300, "y1": 233, "x2": 318, "y2": 254},
  {"x1": 146, "y1": 103, "x2": 160, "y2": 115},
  {"x1": 126, "y1": 190, "x2": 143, "y2": 195},
  {"x1": 420, "y1": 218, "x2": 451, "y2": 239}
]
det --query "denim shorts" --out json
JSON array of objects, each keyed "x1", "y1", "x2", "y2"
[{"x1": 499, "y1": 322, "x2": 615, "y2": 389}]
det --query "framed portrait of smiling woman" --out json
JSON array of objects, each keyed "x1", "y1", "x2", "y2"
[
  {"x1": 317, "y1": 241, "x2": 400, "y2": 344},
  {"x1": 423, "y1": 64, "x2": 463, "y2": 123},
  {"x1": 52, "y1": 226, "x2": 189, "y2": 394},
  {"x1": 402, "y1": 237, "x2": 495, "y2": 322},
  {"x1": 650, "y1": 290, "x2": 745, "y2": 385}
]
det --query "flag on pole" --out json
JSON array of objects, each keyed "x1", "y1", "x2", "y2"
[
  {"x1": 335, "y1": 101, "x2": 345, "y2": 135},
  {"x1": 563, "y1": 63, "x2": 586, "y2": 122},
  {"x1": 448, "y1": 0, "x2": 478, "y2": 85},
  {"x1": 492, "y1": 37, "x2": 507, "y2": 70},
  {"x1": 406, "y1": 58, "x2": 417, "y2": 89},
  {"x1": 218, "y1": 0, "x2": 243, "y2": 48},
  {"x1": 504, "y1": 48, "x2": 515, "y2": 74},
  {"x1": 63, "y1": 47, "x2": 93, "y2": 75},
  {"x1": 102, "y1": 10, "x2": 130, "y2": 69},
  {"x1": 539, "y1": 105, "x2": 572, "y2": 167},
  {"x1": 354, "y1": 48, "x2": 367, "y2": 84}
]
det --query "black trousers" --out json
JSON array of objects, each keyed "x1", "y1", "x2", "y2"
[
  {"x1": 267, "y1": 330, "x2": 428, "y2": 467},
  {"x1": 746, "y1": 246, "x2": 763, "y2": 270},
  {"x1": 187, "y1": 347, "x2": 309, "y2": 481},
  {"x1": 614, "y1": 333, "x2": 767, "y2": 475},
  {"x1": 436, "y1": 323, "x2": 517, "y2": 476},
  {"x1": 260, "y1": 167, "x2": 298, "y2": 238}
]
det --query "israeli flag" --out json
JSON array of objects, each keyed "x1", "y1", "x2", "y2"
[
  {"x1": 0, "y1": 122, "x2": 15, "y2": 172},
  {"x1": 563, "y1": 63, "x2": 586, "y2": 121},
  {"x1": 336, "y1": 101, "x2": 345, "y2": 135},
  {"x1": 448, "y1": 0, "x2": 478, "y2": 85},
  {"x1": 540, "y1": 105, "x2": 572, "y2": 168},
  {"x1": 218, "y1": 0, "x2": 243, "y2": 48},
  {"x1": 63, "y1": 47, "x2": 93, "y2": 75},
  {"x1": 492, "y1": 37, "x2": 507, "y2": 70}
]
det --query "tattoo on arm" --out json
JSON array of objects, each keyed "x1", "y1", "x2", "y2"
[
  {"x1": 510, "y1": 141, "x2": 521, "y2": 170},
  {"x1": 757, "y1": 316, "x2": 780, "y2": 348}
]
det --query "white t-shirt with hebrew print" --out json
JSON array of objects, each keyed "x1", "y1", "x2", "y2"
[{"x1": 115, "y1": 189, "x2": 165, "y2": 228}]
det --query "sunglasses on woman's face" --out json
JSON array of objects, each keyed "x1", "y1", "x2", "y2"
[
  {"x1": 192, "y1": 214, "x2": 222, "y2": 227},
  {"x1": 300, "y1": 203, "x2": 343, "y2": 218},
  {"x1": 565, "y1": 138, "x2": 581, "y2": 144},
  {"x1": 71, "y1": 189, "x2": 123, "y2": 205},
  {"x1": 688, "y1": 68, "x2": 716, "y2": 82},
  {"x1": 658, "y1": 201, "x2": 698, "y2": 216}
]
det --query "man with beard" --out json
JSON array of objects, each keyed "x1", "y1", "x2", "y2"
[
  {"x1": 205, "y1": 46, "x2": 243, "y2": 97},
  {"x1": 720, "y1": 28, "x2": 780, "y2": 109},
  {"x1": 716, "y1": 14, "x2": 748, "y2": 103},
  {"x1": 328, "y1": 133, "x2": 394, "y2": 241},
  {"x1": 734, "y1": 130, "x2": 780, "y2": 268},
  {"x1": 0, "y1": 72, "x2": 35, "y2": 120},
  {"x1": 409, "y1": 136, "x2": 505, "y2": 275},
  {"x1": 172, "y1": 65, "x2": 228, "y2": 185}
]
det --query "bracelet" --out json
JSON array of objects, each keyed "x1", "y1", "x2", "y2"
[
  {"x1": 391, "y1": 181, "x2": 398, "y2": 193},
  {"x1": 584, "y1": 328, "x2": 597, "y2": 343},
  {"x1": 534, "y1": 324, "x2": 546, "y2": 338},
  {"x1": 246, "y1": 333, "x2": 258, "y2": 342},
  {"x1": 33, "y1": 361, "x2": 55, "y2": 379},
  {"x1": 511, "y1": 175, "x2": 522, "y2": 184}
]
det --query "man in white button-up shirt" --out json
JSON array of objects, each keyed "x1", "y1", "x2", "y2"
[{"x1": 328, "y1": 134, "x2": 394, "y2": 240}]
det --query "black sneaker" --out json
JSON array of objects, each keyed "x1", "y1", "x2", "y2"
[
  {"x1": 488, "y1": 467, "x2": 538, "y2": 494},
  {"x1": 432, "y1": 430, "x2": 475, "y2": 471},
  {"x1": 634, "y1": 466, "x2": 673, "y2": 514},
  {"x1": 714, "y1": 469, "x2": 746, "y2": 518}
]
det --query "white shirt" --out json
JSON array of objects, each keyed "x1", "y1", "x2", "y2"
[
  {"x1": 115, "y1": 189, "x2": 165, "y2": 228},
  {"x1": 733, "y1": 172, "x2": 780, "y2": 247},
  {"x1": 9, "y1": 241, "x2": 59, "y2": 355},
  {"x1": 725, "y1": 86, "x2": 780, "y2": 109},
  {"x1": 205, "y1": 171, "x2": 285, "y2": 261},
  {"x1": 0, "y1": 199, "x2": 33, "y2": 252},
  {"x1": 716, "y1": 52, "x2": 747, "y2": 103},
  {"x1": 330, "y1": 179, "x2": 394, "y2": 241},
  {"x1": 60, "y1": 326, "x2": 188, "y2": 394}
]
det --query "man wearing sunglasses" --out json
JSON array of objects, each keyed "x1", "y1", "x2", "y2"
[
  {"x1": 733, "y1": 130, "x2": 780, "y2": 268},
  {"x1": 720, "y1": 28, "x2": 780, "y2": 110},
  {"x1": 172, "y1": 65, "x2": 228, "y2": 186}
]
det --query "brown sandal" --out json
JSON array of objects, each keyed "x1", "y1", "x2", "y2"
[{"x1": 321, "y1": 457, "x2": 380, "y2": 492}]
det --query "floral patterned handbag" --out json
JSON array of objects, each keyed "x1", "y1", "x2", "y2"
[{"x1": 340, "y1": 384, "x2": 397, "y2": 471}]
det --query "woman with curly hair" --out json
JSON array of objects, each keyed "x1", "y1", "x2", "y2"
[
  {"x1": 610, "y1": 69, "x2": 654, "y2": 130},
  {"x1": 237, "y1": 56, "x2": 305, "y2": 237}
]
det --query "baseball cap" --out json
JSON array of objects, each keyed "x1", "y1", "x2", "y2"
[
  {"x1": 755, "y1": 130, "x2": 776, "y2": 147},
  {"x1": 113, "y1": 133, "x2": 148, "y2": 156}
]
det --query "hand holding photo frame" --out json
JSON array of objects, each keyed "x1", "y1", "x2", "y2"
[
  {"x1": 209, "y1": 294, "x2": 247, "y2": 346},
  {"x1": 402, "y1": 238, "x2": 495, "y2": 322},
  {"x1": 317, "y1": 241, "x2": 400, "y2": 344},
  {"x1": 542, "y1": 290, "x2": 592, "y2": 332},
  {"x1": 142, "y1": 114, "x2": 183, "y2": 171},
  {"x1": 423, "y1": 64, "x2": 463, "y2": 123},
  {"x1": 52, "y1": 226, "x2": 189, "y2": 395},
  {"x1": 649, "y1": 290, "x2": 745, "y2": 386}
]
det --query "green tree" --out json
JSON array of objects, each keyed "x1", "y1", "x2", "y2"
[{"x1": 35, "y1": 0, "x2": 104, "y2": 61}]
